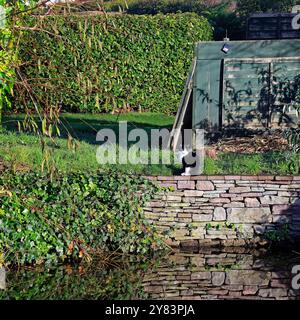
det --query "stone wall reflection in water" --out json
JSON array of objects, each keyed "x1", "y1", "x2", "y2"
[
  {"x1": 143, "y1": 249, "x2": 300, "y2": 300},
  {"x1": 1, "y1": 250, "x2": 300, "y2": 300}
]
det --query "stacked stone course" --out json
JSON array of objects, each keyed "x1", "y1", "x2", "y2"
[{"x1": 144, "y1": 176, "x2": 300, "y2": 247}]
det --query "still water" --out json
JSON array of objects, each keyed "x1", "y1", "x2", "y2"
[{"x1": 1, "y1": 248, "x2": 300, "y2": 300}]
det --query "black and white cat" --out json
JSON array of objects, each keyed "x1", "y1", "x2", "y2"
[{"x1": 177, "y1": 148, "x2": 202, "y2": 176}]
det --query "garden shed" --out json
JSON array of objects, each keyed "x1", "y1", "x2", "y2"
[{"x1": 171, "y1": 39, "x2": 300, "y2": 150}]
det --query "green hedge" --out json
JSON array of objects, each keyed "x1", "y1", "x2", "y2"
[{"x1": 15, "y1": 13, "x2": 212, "y2": 114}]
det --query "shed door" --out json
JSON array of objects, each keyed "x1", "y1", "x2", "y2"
[
  {"x1": 223, "y1": 60, "x2": 270, "y2": 128},
  {"x1": 223, "y1": 58, "x2": 300, "y2": 128}
]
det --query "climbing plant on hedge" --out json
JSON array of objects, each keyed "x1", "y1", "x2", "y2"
[
  {"x1": 0, "y1": 0, "x2": 42, "y2": 125},
  {"x1": 15, "y1": 13, "x2": 212, "y2": 114},
  {"x1": 0, "y1": 1, "x2": 14, "y2": 125},
  {"x1": 0, "y1": 171, "x2": 165, "y2": 266}
]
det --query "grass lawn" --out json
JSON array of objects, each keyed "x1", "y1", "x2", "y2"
[
  {"x1": 2, "y1": 112, "x2": 175, "y2": 143},
  {"x1": 0, "y1": 112, "x2": 181, "y2": 175},
  {"x1": 1, "y1": 112, "x2": 300, "y2": 176}
]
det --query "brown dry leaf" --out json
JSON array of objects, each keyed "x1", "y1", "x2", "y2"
[{"x1": 213, "y1": 134, "x2": 289, "y2": 154}]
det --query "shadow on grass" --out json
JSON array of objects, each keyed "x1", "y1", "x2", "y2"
[
  {"x1": 1, "y1": 112, "x2": 181, "y2": 175},
  {"x1": 2, "y1": 113, "x2": 174, "y2": 146}
]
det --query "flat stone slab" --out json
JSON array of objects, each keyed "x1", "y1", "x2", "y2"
[
  {"x1": 226, "y1": 270, "x2": 271, "y2": 286},
  {"x1": 212, "y1": 272, "x2": 226, "y2": 286},
  {"x1": 227, "y1": 208, "x2": 271, "y2": 223}
]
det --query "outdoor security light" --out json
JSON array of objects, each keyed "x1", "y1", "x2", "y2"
[{"x1": 221, "y1": 43, "x2": 231, "y2": 54}]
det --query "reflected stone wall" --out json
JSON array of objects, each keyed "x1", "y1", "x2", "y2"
[{"x1": 143, "y1": 249, "x2": 300, "y2": 300}]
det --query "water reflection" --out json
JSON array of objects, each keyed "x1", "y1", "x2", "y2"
[
  {"x1": 1, "y1": 249, "x2": 300, "y2": 300},
  {"x1": 143, "y1": 248, "x2": 300, "y2": 300}
]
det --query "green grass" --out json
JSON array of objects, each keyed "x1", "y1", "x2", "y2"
[
  {"x1": 1, "y1": 112, "x2": 181, "y2": 175},
  {"x1": 1, "y1": 112, "x2": 300, "y2": 176},
  {"x1": 2, "y1": 112, "x2": 175, "y2": 144},
  {"x1": 0, "y1": 131, "x2": 183, "y2": 175},
  {"x1": 204, "y1": 153, "x2": 300, "y2": 175}
]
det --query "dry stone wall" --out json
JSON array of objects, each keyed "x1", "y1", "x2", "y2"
[{"x1": 144, "y1": 176, "x2": 300, "y2": 247}]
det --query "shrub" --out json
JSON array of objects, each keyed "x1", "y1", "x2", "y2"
[
  {"x1": 111, "y1": 0, "x2": 244, "y2": 40},
  {"x1": 236, "y1": 0, "x2": 300, "y2": 18},
  {"x1": 0, "y1": 57, "x2": 14, "y2": 121},
  {"x1": 0, "y1": 171, "x2": 164, "y2": 266},
  {"x1": 14, "y1": 13, "x2": 212, "y2": 114},
  {"x1": 284, "y1": 129, "x2": 300, "y2": 152},
  {"x1": 126, "y1": 0, "x2": 205, "y2": 15},
  {"x1": 0, "y1": 16, "x2": 15, "y2": 124}
]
